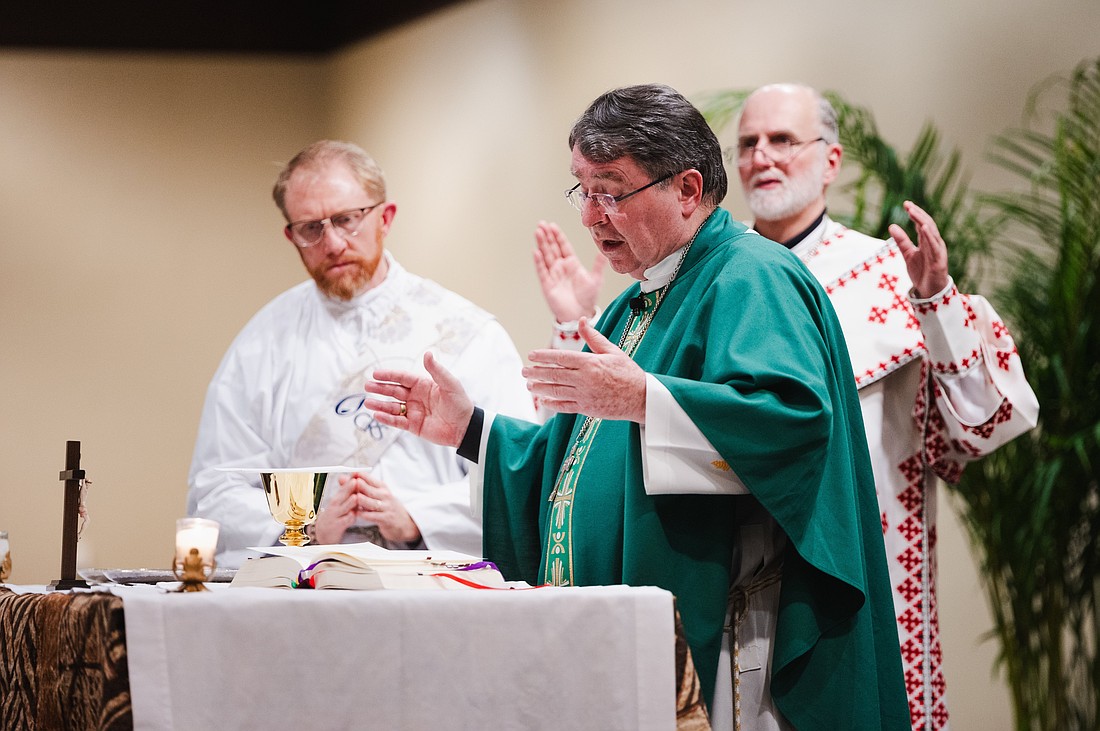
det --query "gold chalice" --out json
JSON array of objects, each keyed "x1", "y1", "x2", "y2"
[{"x1": 260, "y1": 470, "x2": 330, "y2": 547}]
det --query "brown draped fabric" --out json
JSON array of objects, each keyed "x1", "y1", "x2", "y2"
[
  {"x1": 0, "y1": 588, "x2": 132, "y2": 730},
  {"x1": 675, "y1": 604, "x2": 713, "y2": 730}
]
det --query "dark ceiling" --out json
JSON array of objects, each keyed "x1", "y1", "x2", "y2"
[{"x1": 0, "y1": 1, "x2": 468, "y2": 55}]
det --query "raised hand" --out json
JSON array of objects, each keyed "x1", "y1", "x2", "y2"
[
  {"x1": 533, "y1": 220, "x2": 607, "y2": 322},
  {"x1": 889, "y1": 200, "x2": 951, "y2": 298},
  {"x1": 363, "y1": 351, "x2": 475, "y2": 448},
  {"x1": 523, "y1": 318, "x2": 647, "y2": 423}
]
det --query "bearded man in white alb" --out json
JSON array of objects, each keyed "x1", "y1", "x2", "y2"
[{"x1": 189, "y1": 140, "x2": 534, "y2": 568}]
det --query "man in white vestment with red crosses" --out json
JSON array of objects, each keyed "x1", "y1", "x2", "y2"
[{"x1": 534, "y1": 83, "x2": 1039, "y2": 730}]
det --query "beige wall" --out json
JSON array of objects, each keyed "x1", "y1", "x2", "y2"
[
  {"x1": 3, "y1": 0, "x2": 1097, "y2": 727},
  {"x1": 0, "y1": 51, "x2": 325, "y2": 572}
]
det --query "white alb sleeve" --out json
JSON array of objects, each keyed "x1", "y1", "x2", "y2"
[{"x1": 640, "y1": 374, "x2": 750, "y2": 495}]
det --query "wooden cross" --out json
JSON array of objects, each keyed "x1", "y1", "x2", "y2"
[{"x1": 49, "y1": 440, "x2": 90, "y2": 590}]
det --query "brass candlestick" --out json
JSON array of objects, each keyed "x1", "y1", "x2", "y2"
[
  {"x1": 172, "y1": 517, "x2": 220, "y2": 592},
  {"x1": 173, "y1": 547, "x2": 216, "y2": 592},
  {"x1": 0, "y1": 531, "x2": 10, "y2": 583}
]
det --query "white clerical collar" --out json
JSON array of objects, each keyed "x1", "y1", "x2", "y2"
[{"x1": 639, "y1": 245, "x2": 687, "y2": 294}]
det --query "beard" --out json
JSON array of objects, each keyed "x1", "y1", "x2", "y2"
[
  {"x1": 312, "y1": 257, "x2": 375, "y2": 300},
  {"x1": 745, "y1": 154, "x2": 828, "y2": 224},
  {"x1": 307, "y1": 229, "x2": 385, "y2": 301}
]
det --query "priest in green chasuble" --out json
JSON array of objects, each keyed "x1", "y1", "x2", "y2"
[{"x1": 363, "y1": 83, "x2": 909, "y2": 730}]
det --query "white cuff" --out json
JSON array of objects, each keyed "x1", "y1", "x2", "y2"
[
  {"x1": 641, "y1": 374, "x2": 749, "y2": 495},
  {"x1": 910, "y1": 277, "x2": 983, "y2": 373},
  {"x1": 550, "y1": 307, "x2": 602, "y2": 350}
]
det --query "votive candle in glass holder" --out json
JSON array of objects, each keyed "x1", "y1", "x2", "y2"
[
  {"x1": 175, "y1": 518, "x2": 219, "y2": 567},
  {"x1": 0, "y1": 531, "x2": 10, "y2": 582}
]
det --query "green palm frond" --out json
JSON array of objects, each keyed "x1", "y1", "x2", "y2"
[
  {"x1": 957, "y1": 56, "x2": 1100, "y2": 731},
  {"x1": 825, "y1": 92, "x2": 991, "y2": 291},
  {"x1": 694, "y1": 88, "x2": 751, "y2": 141}
]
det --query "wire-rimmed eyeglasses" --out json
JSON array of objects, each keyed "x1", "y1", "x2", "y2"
[
  {"x1": 285, "y1": 203, "x2": 383, "y2": 248},
  {"x1": 565, "y1": 172, "x2": 675, "y2": 215},
  {"x1": 728, "y1": 137, "x2": 826, "y2": 168}
]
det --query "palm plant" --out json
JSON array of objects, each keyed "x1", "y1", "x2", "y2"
[
  {"x1": 822, "y1": 94, "x2": 992, "y2": 292},
  {"x1": 953, "y1": 57, "x2": 1100, "y2": 730}
]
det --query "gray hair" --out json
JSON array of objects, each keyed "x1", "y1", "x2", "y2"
[
  {"x1": 568, "y1": 84, "x2": 728, "y2": 207},
  {"x1": 739, "y1": 83, "x2": 840, "y2": 145},
  {"x1": 815, "y1": 90, "x2": 840, "y2": 145}
]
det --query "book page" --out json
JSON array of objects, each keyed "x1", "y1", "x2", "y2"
[{"x1": 251, "y1": 541, "x2": 483, "y2": 568}]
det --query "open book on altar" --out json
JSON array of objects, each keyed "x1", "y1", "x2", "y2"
[{"x1": 230, "y1": 541, "x2": 530, "y2": 590}]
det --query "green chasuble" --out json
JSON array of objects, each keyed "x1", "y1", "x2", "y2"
[{"x1": 481, "y1": 208, "x2": 909, "y2": 729}]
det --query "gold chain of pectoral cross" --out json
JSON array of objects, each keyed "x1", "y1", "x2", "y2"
[{"x1": 543, "y1": 225, "x2": 701, "y2": 587}]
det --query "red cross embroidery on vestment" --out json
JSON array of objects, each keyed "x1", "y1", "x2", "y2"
[
  {"x1": 926, "y1": 433, "x2": 950, "y2": 463},
  {"x1": 928, "y1": 400, "x2": 948, "y2": 429},
  {"x1": 932, "y1": 671, "x2": 947, "y2": 696},
  {"x1": 901, "y1": 636, "x2": 923, "y2": 664},
  {"x1": 932, "y1": 460, "x2": 964, "y2": 483},
  {"x1": 963, "y1": 418, "x2": 997, "y2": 438},
  {"x1": 910, "y1": 701, "x2": 925, "y2": 728},
  {"x1": 897, "y1": 480, "x2": 923, "y2": 509},
  {"x1": 899, "y1": 607, "x2": 923, "y2": 634},
  {"x1": 897, "y1": 577, "x2": 922, "y2": 605},
  {"x1": 963, "y1": 296, "x2": 977, "y2": 322},
  {"x1": 898, "y1": 515, "x2": 923, "y2": 542},
  {"x1": 951, "y1": 438, "x2": 984, "y2": 458},
  {"x1": 994, "y1": 401, "x2": 1014, "y2": 424},
  {"x1": 915, "y1": 300, "x2": 940, "y2": 315}
]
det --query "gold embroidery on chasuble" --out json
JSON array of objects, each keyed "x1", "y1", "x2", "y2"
[{"x1": 542, "y1": 291, "x2": 659, "y2": 587}]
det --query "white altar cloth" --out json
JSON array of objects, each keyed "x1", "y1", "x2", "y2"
[{"x1": 119, "y1": 584, "x2": 677, "y2": 730}]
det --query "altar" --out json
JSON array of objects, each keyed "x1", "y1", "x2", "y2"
[{"x1": 0, "y1": 583, "x2": 710, "y2": 730}]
